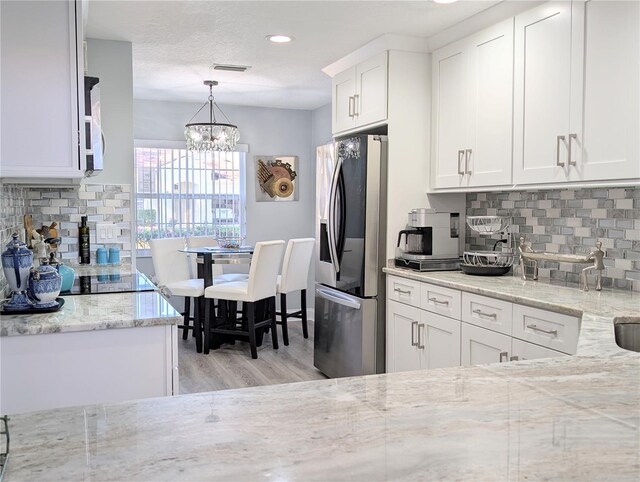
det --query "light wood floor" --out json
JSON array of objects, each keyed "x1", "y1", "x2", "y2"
[{"x1": 178, "y1": 319, "x2": 328, "y2": 394}]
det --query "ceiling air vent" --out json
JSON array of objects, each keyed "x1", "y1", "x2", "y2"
[{"x1": 211, "y1": 64, "x2": 251, "y2": 72}]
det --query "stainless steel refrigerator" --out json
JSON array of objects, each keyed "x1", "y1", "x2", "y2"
[{"x1": 314, "y1": 134, "x2": 388, "y2": 378}]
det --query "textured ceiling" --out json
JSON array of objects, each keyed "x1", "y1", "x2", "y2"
[{"x1": 87, "y1": 0, "x2": 499, "y2": 110}]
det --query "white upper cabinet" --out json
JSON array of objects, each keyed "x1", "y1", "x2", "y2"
[
  {"x1": 575, "y1": 0, "x2": 640, "y2": 182},
  {"x1": 432, "y1": 19, "x2": 514, "y2": 189},
  {"x1": 331, "y1": 52, "x2": 388, "y2": 135},
  {"x1": 0, "y1": 0, "x2": 85, "y2": 181},
  {"x1": 513, "y1": 1, "x2": 584, "y2": 185}
]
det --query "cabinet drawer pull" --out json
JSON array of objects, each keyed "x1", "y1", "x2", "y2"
[
  {"x1": 465, "y1": 148, "x2": 472, "y2": 174},
  {"x1": 510, "y1": 355, "x2": 519, "y2": 361},
  {"x1": 411, "y1": 321, "x2": 418, "y2": 347},
  {"x1": 499, "y1": 351, "x2": 508, "y2": 363},
  {"x1": 472, "y1": 309, "x2": 497, "y2": 319},
  {"x1": 457, "y1": 150, "x2": 465, "y2": 175},
  {"x1": 417, "y1": 323, "x2": 425, "y2": 349},
  {"x1": 568, "y1": 133, "x2": 577, "y2": 166},
  {"x1": 428, "y1": 297, "x2": 449, "y2": 306},
  {"x1": 353, "y1": 94, "x2": 359, "y2": 117},
  {"x1": 394, "y1": 287, "x2": 412, "y2": 295},
  {"x1": 556, "y1": 135, "x2": 566, "y2": 167},
  {"x1": 526, "y1": 324, "x2": 558, "y2": 336},
  {"x1": 348, "y1": 96, "x2": 354, "y2": 118}
]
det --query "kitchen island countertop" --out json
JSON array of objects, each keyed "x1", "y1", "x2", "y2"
[
  {"x1": 0, "y1": 264, "x2": 179, "y2": 337},
  {"x1": 2, "y1": 271, "x2": 639, "y2": 481}
]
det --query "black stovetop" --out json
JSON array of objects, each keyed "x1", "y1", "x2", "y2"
[{"x1": 61, "y1": 272, "x2": 156, "y2": 296}]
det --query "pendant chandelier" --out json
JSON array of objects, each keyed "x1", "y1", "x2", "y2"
[{"x1": 184, "y1": 80, "x2": 240, "y2": 151}]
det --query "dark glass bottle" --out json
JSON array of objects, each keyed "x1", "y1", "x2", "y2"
[{"x1": 79, "y1": 216, "x2": 91, "y2": 264}]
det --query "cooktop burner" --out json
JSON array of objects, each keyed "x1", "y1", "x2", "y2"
[{"x1": 62, "y1": 272, "x2": 156, "y2": 295}]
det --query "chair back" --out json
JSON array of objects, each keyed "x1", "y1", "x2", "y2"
[
  {"x1": 280, "y1": 238, "x2": 315, "y2": 294},
  {"x1": 247, "y1": 240, "x2": 285, "y2": 302},
  {"x1": 149, "y1": 237, "x2": 190, "y2": 286},
  {"x1": 186, "y1": 236, "x2": 223, "y2": 278}
]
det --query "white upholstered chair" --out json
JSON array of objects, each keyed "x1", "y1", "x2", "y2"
[
  {"x1": 186, "y1": 235, "x2": 249, "y2": 283},
  {"x1": 203, "y1": 240, "x2": 285, "y2": 358},
  {"x1": 276, "y1": 238, "x2": 315, "y2": 345}
]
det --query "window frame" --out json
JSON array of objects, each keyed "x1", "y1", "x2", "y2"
[{"x1": 133, "y1": 139, "x2": 249, "y2": 257}]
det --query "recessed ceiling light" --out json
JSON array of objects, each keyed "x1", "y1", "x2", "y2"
[
  {"x1": 266, "y1": 34, "x2": 294, "y2": 43},
  {"x1": 433, "y1": 0, "x2": 458, "y2": 3}
]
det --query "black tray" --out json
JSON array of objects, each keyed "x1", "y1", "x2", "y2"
[
  {"x1": 460, "y1": 264, "x2": 512, "y2": 276},
  {"x1": 0, "y1": 297, "x2": 65, "y2": 315}
]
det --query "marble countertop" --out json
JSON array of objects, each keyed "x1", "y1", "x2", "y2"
[
  {"x1": 2, "y1": 270, "x2": 639, "y2": 480},
  {"x1": 1, "y1": 264, "x2": 179, "y2": 336}
]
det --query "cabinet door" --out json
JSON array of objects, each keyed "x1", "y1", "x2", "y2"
[
  {"x1": 513, "y1": 2, "x2": 574, "y2": 184},
  {"x1": 511, "y1": 338, "x2": 568, "y2": 362},
  {"x1": 355, "y1": 51, "x2": 388, "y2": 128},
  {"x1": 466, "y1": 19, "x2": 514, "y2": 187},
  {"x1": 461, "y1": 322, "x2": 511, "y2": 366},
  {"x1": 0, "y1": 0, "x2": 84, "y2": 179},
  {"x1": 332, "y1": 66, "x2": 356, "y2": 134},
  {"x1": 432, "y1": 39, "x2": 468, "y2": 188},
  {"x1": 386, "y1": 300, "x2": 421, "y2": 373},
  {"x1": 576, "y1": 0, "x2": 640, "y2": 182},
  {"x1": 419, "y1": 311, "x2": 461, "y2": 370}
]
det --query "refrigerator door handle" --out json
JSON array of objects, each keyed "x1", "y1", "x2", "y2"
[
  {"x1": 316, "y1": 287, "x2": 362, "y2": 310},
  {"x1": 328, "y1": 157, "x2": 343, "y2": 274}
]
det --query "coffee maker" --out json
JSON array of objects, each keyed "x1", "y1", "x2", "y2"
[{"x1": 395, "y1": 208, "x2": 461, "y2": 271}]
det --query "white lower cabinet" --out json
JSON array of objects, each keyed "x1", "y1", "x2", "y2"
[
  {"x1": 461, "y1": 322, "x2": 511, "y2": 366},
  {"x1": 386, "y1": 299, "x2": 461, "y2": 373},
  {"x1": 386, "y1": 300, "x2": 422, "y2": 373},
  {"x1": 386, "y1": 274, "x2": 580, "y2": 373},
  {"x1": 0, "y1": 325, "x2": 178, "y2": 415},
  {"x1": 511, "y1": 338, "x2": 568, "y2": 362},
  {"x1": 420, "y1": 310, "x2": 461, "y2": 369}
]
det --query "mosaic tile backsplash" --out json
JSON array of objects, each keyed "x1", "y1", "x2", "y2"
[
  {"x1": 26, "y1": 183, "x2": 132, "y2": 263},
  {"x1": 0, "y1": 183, "x2": 28, "y2": 295},
  {"x1": 466, "y1": 187, "x2": 640, "y2": 291}
]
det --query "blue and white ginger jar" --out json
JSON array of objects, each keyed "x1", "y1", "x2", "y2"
[
  {"x1": 2, "y1": 233, "x2": 33, "y2": 309},
  {"x1": 28, "y1": 264, "x2": 61, "y2": 308}
]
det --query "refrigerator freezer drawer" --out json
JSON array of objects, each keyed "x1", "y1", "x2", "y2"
[{"x1": 314, "y1": 285, "x2": 378, "y2": 378}]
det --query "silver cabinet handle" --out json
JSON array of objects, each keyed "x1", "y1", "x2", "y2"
[
  {"x1": 526, "y1": 324, "x2": 558, "y2": 336},
  {"x1": 348, "y1": 96, "x2": 354, "y2": 118},
  {"x1": 556, "y1": 135, "x2": 566, "y2": 167},
  {"x1": 568, "y1": 133, "x2": 577, "y2": 166},
  {"x1": 472, "y1": 309, "x2": 497, "y2": 319},
  {"x1": 394, "y1": 287, "x2": 412, "y2": 295},
  {"x1": 510, "y1": 355, "x2": 519, "y2": 361},
  {"x1": 465, "y1": 148, "x2": 472, "y2": 174},
  {"x1": 353, "y1": 94, "x2": 359, "y2": 117},
  {"x1": 417, "y1": 323, "x2": 425, "y2": 349},
  {"x1": 457, "y1": 150, "x2": 465, "y2": 175},
  {"x1": 499, "y1": 351, "x2": 508, "y2": 363},
  {"x1": 411, "y1": 321, "x2": 418, "y2": 347},
  {"x1": 428, "y1": 297, "x2": 449, "y2": 306}
]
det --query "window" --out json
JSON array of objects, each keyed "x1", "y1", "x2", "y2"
[{"x1": 134, "y1": 141, "x2": 246, "y2": 254}]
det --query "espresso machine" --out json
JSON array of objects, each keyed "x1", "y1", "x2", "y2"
[{"x1": 394, "y1": 208, "x2": 461, "y2": 271}]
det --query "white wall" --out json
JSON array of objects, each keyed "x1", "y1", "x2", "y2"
[
  {"x1": 85, "y1": 39, "x2": 133, "y2": 185},
  {"x1": 135, "y1": 99, "x2": 325, "y2": 309}
]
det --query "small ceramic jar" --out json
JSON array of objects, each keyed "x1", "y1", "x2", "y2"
[
  {"x1": 28, "y1": 264, "x2": 61, "y2": 308},
  {"x1": 1, "y1": 233, "x2": 34, "y2": 309}
]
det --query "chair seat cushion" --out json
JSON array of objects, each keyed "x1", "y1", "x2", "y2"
[{"x1": 204, "y1": 280, "x2": 253, "y2": 302}]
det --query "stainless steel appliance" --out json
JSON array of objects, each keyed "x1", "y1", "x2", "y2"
[
  {"x1": 84, "y1": 76, "x2": 103, "y2": 176},
  {"x1": 314, "y1": 134, "x2": 387, "y2": 378},
  {"x1": 394, "y1": 208, "x2": 460, "y2": 271}
]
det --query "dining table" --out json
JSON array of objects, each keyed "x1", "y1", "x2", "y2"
[
  {"x1": 180, "y1": 246, "x2": 254, "y2": 288},
  {"x1": 179, "y1": 245, "x2": 256, "y2": 351}
]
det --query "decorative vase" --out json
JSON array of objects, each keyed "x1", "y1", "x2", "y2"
[
  {"x1": 58, "y1": 264, "x2": 75, "y2": 292},
  {"x1": 28, "y1": 264, "x2": 61, "y2": 308},
  {"x1": 1, "y1": 233, "x2": 34, "y2": 310}
]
